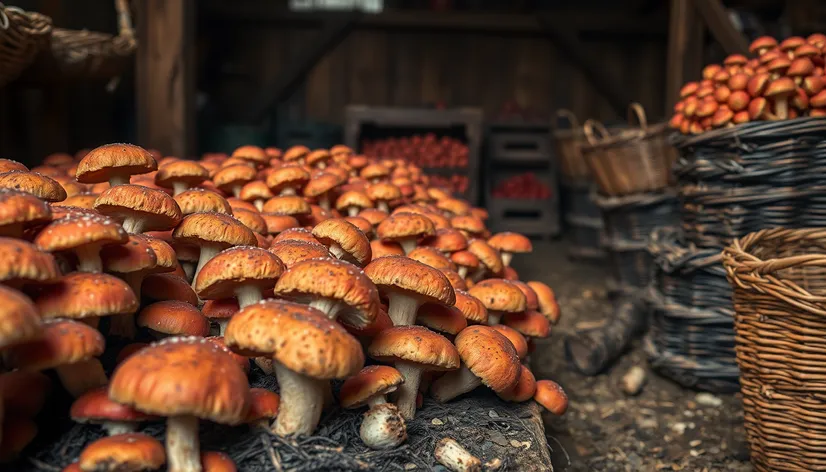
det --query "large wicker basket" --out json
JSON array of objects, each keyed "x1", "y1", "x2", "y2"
[
  {"x1": 0, "y1": 3, "x2": 52, "y2": 87},
  {"x1": 553, "y1": 109, "x2": 590, "y2": 182},
  {"x1": 723, "y1": 227, "x2": 826, "y2": 472},
  {"x1": 581, "y1": 104, "x2": 677, "y2": 197}
]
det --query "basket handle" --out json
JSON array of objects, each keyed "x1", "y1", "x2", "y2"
[
  {"x1": 114, "y1": 0, "x2": 135, "y2": 44},
  {"x1": 583, "y1": 119, "x2": 611, "y2": 146},
  {"x1": 628, "y1": 102, "x2": 648, "y2": 130},
  {"x1": 554, "y1": 109, "x2": 580, "y2": 131}
]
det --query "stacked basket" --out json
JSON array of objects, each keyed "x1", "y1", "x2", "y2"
[{"x1": 580, "y1": 104, "x2": 679, "y2": 294}]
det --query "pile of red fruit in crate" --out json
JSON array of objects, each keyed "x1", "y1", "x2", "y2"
[
  {"x1": 492, "y1": 173, "x2": 552, "y2": 200},
  {"x1": 671, "y1": 33, "x2": 826, "y2": 134},
  {"x1": 361, "y1": 133, "x2": 469, "y2": 168},
  {"x1": 429, "y1": 174, "x2": 469, "y2": 194}
]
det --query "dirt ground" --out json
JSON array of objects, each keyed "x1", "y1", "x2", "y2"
[{"x1": 519, "y1": 241, "x2": 752, "y2": 472}]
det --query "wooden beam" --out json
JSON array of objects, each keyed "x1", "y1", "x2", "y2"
[
  {"x1": 694, "y1": 0, "x2": 749, "y2": 56},
  {"x1": 136, "y1": 0, "x2": 195, "y2": 158},
  {"x1": 536, "y1": 14, "x2": 632, "y2": 117},
  {"x1": 248, "y1": 13, "x2": 361, "y2": 123},
  {"x1": 665, "y1": 0, "x2": 705, "y2": 115}
]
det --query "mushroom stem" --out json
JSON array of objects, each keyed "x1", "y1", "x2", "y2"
[
  {"x1": 318, "y1": 195, "x2": 331, "y2": 211},
  {"x1": 434, "y1": 438, "x2": 482, "y2": 472},
  {"x1": 457, "y1": 266, "x2": 468, "y2": 279},
  {"x1": 386, "y1": 293, "x2": 422, "y2": 326},
  {"x1": 500, "y1": 252, "x2": 513, "y2": 267},
  {"x1": 192, "y1": 244, "x2": 221, "y2": 288},
  {"x1": 215, "y1": 319, "x2": 229, "y2": 336},
  {"x1": 55, "y1": 359, "x2": 108, "y2": 398},
  {"x1": 232, "y1": 186, "x2": 242, "y2": 198},
  {"x1": 308, "y1": 297, "x2": 345, "y2": 319},
  {"x1": 103, "y1": 421, "x2": 137, "y2": 436},
  {"x1": 360, "y1": 404, "x2": 407, "y2": 450},
  {"x1": 367, "y1": 396, "x2": 388, "y2": 409},
  {"x1": 166, "y1": 415, "x2": 202, "y2": 472},
  {"x1": 327, "y1": 243, "x2": 347, "y2": 261},
  {"x1": 235, "y1": 285, "x2": 263, "y2": 309},
  {"x1": 108, "y1": 175, "x2": 130, "y2": 187},
  {"x1": 393, "y1": 361, "x2": 425, "y2": 419},
  {"x1": 75, "y1": 244, "x2": 103, "y2": 273},
  {"x1": 280, "y1": 188, "x2": 296, "y2": 196},
  {"x1": 348, "y1": 207, "x2": 359, "y2": 217},
  {"x1": 181, "y1": 262, "x2": 196, "y2": 283},
  {"x1": 273, "y1": 362, "x2": 326, "y2": 436},
  {"x1": 121, "y1": 217, "x2": 147, "y2": 234},
  {"x1": 254, "y1": 200, "x2": 264, "y2": 212},
  {"x1": 430, "y1": 365, "x2": 482, "y2": 403},
  {"x1": 399, "y1": 238, "x2": 416, "y2": 255},
  {"x1": 172, "y1": 182, "x2": 189, "y2": 197},
  {"x1": 487, "y1": 312, "x2": 502, "y2": 325},
  {"x1": 776, "y1": 98, "x2": 789, "y2": 120},
  {"x1": 377, "y1": 201, "x2": 390, "y2": 213}
]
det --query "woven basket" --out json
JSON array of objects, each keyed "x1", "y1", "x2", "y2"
[
  {"x1": 581, "y1": 104, "x2": 677, "y2": 197},
  {"x1": 553, "y1": 109, "x2": 590, "y2": 182},
  {"x1": 722, "y1": 227, "x2": 826, "y2": 472},
  {"x1": 604, "y1": 237, "x2": 652, "y2": 291},
  {"x1": 593, "y1": 190, "x2": 679, "y2": 244},
  {"x1": 0, "y1": 3, "x2": 52, "y2": 87}
]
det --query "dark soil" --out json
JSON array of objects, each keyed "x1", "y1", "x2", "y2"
[{"x1": 520, "y1": 241, "x2": 752, "y2": 472}]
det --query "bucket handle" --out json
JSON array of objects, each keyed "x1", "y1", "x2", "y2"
[
  {"x1": 628, "y1": 102, "x2": 648, "y2": 130},
  {"x1": 555, "y1": 109, "x2": 580, "y2": 131},
  {"x1": 583, "y1": 119, "x2": 611, "y2": 146}
]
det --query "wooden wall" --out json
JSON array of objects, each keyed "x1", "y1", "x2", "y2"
[{"x1": 215, "y1": 28, "x2": 667, "y2": 127}]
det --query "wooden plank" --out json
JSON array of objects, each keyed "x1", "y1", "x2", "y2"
[
  {"x1": 348, "y1": 31, "x2": 388, "y2": 108},
  {"x1": 249, "y1": 13, "x2": 361, "y2": 123},
  {"x1": 136, "y1": 0, "x2": 195, "y2": 158},
  {"x1": 694, "y1": 0, "x2": 749, "y2": 56},
  {"x1": 390, "y1": 34, "x2": 422, "y2": 107},
  {"x1": 665, "y1": 0, "x2": 705, "y2": 115},
  {"x1": 513, "y1": 39, "x2": 553, "y2": 115}
]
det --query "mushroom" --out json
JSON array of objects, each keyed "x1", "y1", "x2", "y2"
[
  {"x1": 490, "y1": 324, "x2": 529, "y2": 360},
  {"x1": 487, "y1": 232, "x2": 532, "y2": 267},
  {"x1": 200, "y1": 451, "x2": 237, "y2": 472},
  {"x1": 231, "y1": 208, "x2": 268, "y2": 236},
  {"x1": 238, "y1": 181, "x2": 273, "y2": 211},
  {"x1": 370, "y1": 239, "x2": 404, "y2": 258},
  {"x1": 340, "y1": 365, "x2": 407, "y2": 449},
  {"x1": 311, "y1": 218, "x2": 372, "y2": 266},
  {"x1": 172, "y1": 212, "x2": 257, "y2": 286},
  {"x1": 409, "y1": 246, "x2": 456, "y2": 271},
  {"x1": 440, "y1": 269, "x2": 469, "y2": 291},
  {"x1": 0, "y1": 159, "x2": 28, "y2": 173},
  {"x1": 35, "y1": 213, "x2": 128, "y2": 272},
  {"x1": 305, "y1": 149, "x2": 331, "y2": 169},
  {"x1": 430, "y1": 325, "x2": 520, "y2": 403},
  {"x1": 376, "y1": 212, "x2": 435, "y2": 254},
  {"x1": 303, "y1": 172, "x2": 344, "y2": 211},
  {"x1": 368, "y1": 325, "x2": 459, "y2": 419},
  {"x1": 450, "y1": 215, "x2": 487, "y2": 239},
  {"x1": 76, "y1": 143, "x2": 157, "y2": 187},
  {"x1": 274, "y1": 258, "x2": 379, "y2": 327},
  {"x1": 244, "y1": 387, "x2": 280, "y2": 430},
  {"x1": 262, "y1": 195, "x2": 311, "y2": 218},
  {"x1": 174, "y1": 189, "x2": 232, "y2": 216},
  {"x1": 765, "y1": 77, "x2": 796, "y2": 119},
  {"x1": 503, "y1": 310, "x2": 550, "y2": 346},
  {"x1": 109, "y1": 337, "x2": 250, "y2": 472},
  {"x1": 468, "y1": 279, "x2": 527, "y2": 325},
  {"x1": 195, "y1": 246, "x2": 285, "y2": 309},
  {"x1": 436, "y1": 198, "x2": 471, "y2": 217},
  {"x1": 282, "y1": 145, "x2": 310, "y2": 164},
  {"x1": 466, "y1": 239, "x2": 504, "y2": 281},
  {"x1": 0, "y1": 188, "x2": 51, "y2": 237},
  {"x1": 272, "y1": 227, "x2": 319, "y2": 244},
  {"x1": 534, "y1": 379, "x2": 568, "y2": 415},
  {"x1": 224, "y1": 300, "x2": 363, "y2": 435},
  {"x1": 450, "y1": 250, "x2": 480, "y2": 279},
  {"x1": 261, "y1": 213, "x2": 300, "y2": 236},
  {"x1": 201, "y1": 298, "x2": 239, "y2": 335},
  {"x1": 358, "y1": 208, "x2": 389, "y2": 228},
  {"x1": 77, "y1": 433, "x2": 166, "y2": 472},
  {"x1": 453, "y1": 290, "x2": 488, "y2": 325},
  {"x1": 344, "y1": 216, "x2": 374, "y2": 238},
  {"x1": 417, "y1": 303, "x2": 467, "y2": 339},
  {"x1": 527, "y1": 281, "x2": 561, "y2": 324},
  {"x1": 360, "y1": 163, "x2": 390, "y2": 183},
  {"x1": 0, "y1": 170, "x2": 67, "y2": 202},
  {"x1": 71, "y1": 386, "x2": 158, "y2": 435},
  {"x1": 364, "y1": 255, "x2": 455, "y2": 326},
  {"x1": 0, "y1": 237, "x2": 61, "y2": 288},
  {"x1": 94, "y1": 184, "x2": 183, "y2": 234},
  {"x1": 136, "y1": 301, "x2": 211, "y2": 338},
  {"x1": 142, "y1": 273, "x2": 200, "y2": 306},
  {"x1": 268, "y1": 240, "x2": 332, "y2": 269},
  {"x1": 231, "y1": 145, "x2": 269, "y2": 168},
  {"x1": 336, "y1": 190, "x2": 374, "y2": 217},
  {"x1": 266, "y1": 165, "x2": 310, "y2": 196},
  {"x1": 213, "y1": 164, "x2": 257, "y2": 198},
  {"x1": 0, "y1": 285, "x2": 41, "y2": 350},
  {"x1": 422, "y1": 227, "x2": 468, "y2": 255},
  {"x1": 4, "y1": 319, "x2": 107, "y2": 398},
  {"x1": 155, "y1": 161, "x2": 209, "y2": 196},
  {"x1": 434, "y1": 438, "x2": 482, "y2": 472}
]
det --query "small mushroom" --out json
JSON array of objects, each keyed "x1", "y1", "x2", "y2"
[
  {"x1": 336, "y1": 190, "x2": 374, "y2": 217},
  {"x1": 244, "y1": 387, "x2": 280, "y2": 430},
  {"x1": 376, "y1": 212, "x2": 435, "y2": 255},
  {"x1": 35, "y1": 214, "x2": 127, "y2": 273},
  {"x1": 498, "y1": 365, "x2": 537, "y2": 402},
  {"x1": 195, "y1": 246, "x2": 285, "y2": 309},
  {"x1": 268, "y1": 240, "x2": 333, "y2": 269},
  {"x1": 311, "y1": 218, "x2": 372, "y2": 266},
  {"x1": 213, "y1": 164, "x2": 257, "y2": 198},
  {"x1": 0, "y1": 188, "x2": 51, "y2": 237},
  {"x1": 527, "y1": 281, "x2": 561, "y2": 324},
  {"x1": 468, "y1": 279, "x2": 527, "y2": 325},
  {"x1": 94, "y1": 184, "x2": 182, "y2": 234},
  {"x1": 78, "y1": 432, "x2": 166, "y2": 472},
  {"x1": 534, "y1": 379, "x2": 568, "y2": 415},
  {"x1": 137, "y1": 301, "x2": 211, "y2": 338},
  {"x1": 434, "y1": 438, "x2": 481, "y2": 472},
  {"x1": 71, "y1": 386, "x2": 158, "y2": 435},
  {"x1": 340, "y1": 365, "x2": 407, "y2": 449},
  {"x1": 303, "y1": 173, "x2": 343, "y2": 211},
  {"x1": 0, "y1": 285, "x2": 41, "y2": 350},
  {"x1": 76, "y1": 143, "x2": 157, "y2": 187},
  {"x1": 174, "y1": 189, "x2": 232, "y2": 216},
  {"x1": 266, "y1": 166, "x2": 310, "y2": 196},
  {"x1": 487, "y1": 232, "x2": 532, "y2": 267},
  {"x1": 238, "y1": 181, "x2": 273, "y2": 211},
  {"x1": 155, "y1": 161, "x2": 209, "y2": 196}
]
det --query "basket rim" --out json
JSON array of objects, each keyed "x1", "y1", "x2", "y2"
[
  {"x1": 673, "y1": 117, "x2": 826, "y2": 148},
  {"x1": 580, "y1": 122, "x2": 671, "y2": 153}
]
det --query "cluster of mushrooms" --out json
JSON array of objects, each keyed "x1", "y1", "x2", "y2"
[
  {"x1": 670, "y1": 33, "x2": 826, "y2": 134},
  {"x1": 0, "y1": 143, "x2": 567, "y2": 472}
]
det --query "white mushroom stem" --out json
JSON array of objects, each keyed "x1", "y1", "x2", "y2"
[
  {"x1": 430, "y1": 365, "x2": 481, "y2": 403},
  {"x1": 367, "y1": 395, "x2": 388, "y2": 408},
  {"x1": 181, "y1": 262, "x2": 196, "y2": 283},
  {"x1": 500, "y1": 252, "x2": 513, "y2": 267},
  {"x1": 347, "y1": 207, "x2": 359, "y2": 217},
  {"x1": 386, "y1": 293, "x2": 423, "y2": 326},
  {"x1": 213, "y1": 319, "x2": 229, "y2": 336},
  {"x1": 280, "y1": 188, "x2": 296, "y2": 196},
  {"x1": 102, "y1": 421, "x2": 138, "y2": 436},
  {"x1": 360, "y1": 404, "x2": 407, "y2": 450},
  {"x1": 434, "y1": 437, "x2": 482, "y2": 472},
  {"x1": 327, "y1": 243, "x2": 348, "y2": 261},
  {"x1": 75, "y1": 244, "x2": 103, "y2": 273},
  {"x1": 273, "y1": 362, "x2": 326, "y2": 436},
  {"x1": 192, "y1": 244, "x2": 222, "y2": 288},
  {"x1": 56, "y1": 359, "x2": 108, "y2": 398},
  {"x1": 457, "y1": 266, "x2": 468, "y2": 279},
  {"x1": 171, "y1": 182, "x2": 188, "y2": 196},
  {"x1": 235, "y1": 285, "x2": 263, "y2": 309},
  {"x1": 398, "y1": 238, "x2": 417, "y2": 255},
  {"x1": 318, "y1": 195, "x2": 331, "y2": 211},
  {"x1": 121, "y1": 217, "x2": 147, "y2": 235},
  {"x1": 231, "y1": 186, "x2": 242, "y2": 198},
  {"x1": 254, "y1": 200, "x2": 264, "y2": 212},
  {"x1": 108, "y1": 175, "x2": 130, "y2": 187},
  {"x1": 308, "y1": 297, "x2": 346, "y2": 319},
  {"x1": 487, "y1": 312, "x2": 503, "y2": 325},
  {"x1": 166, "y1": 415, "x2": 202, "y2": 472},
  {"x1": 377, "y1": 201, "x2": 390, "y2": 213},
  {"x1": 393, "y1": 361, "x2": 425, "y2": 420}
]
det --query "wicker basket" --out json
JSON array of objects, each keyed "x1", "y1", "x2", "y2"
[
  {"x1": 0, "y1": 3, "x2": 52, "y2": 87},
  {"x1": 593, "y1": 190, "x2": 679, "y2": 244},
  {"x1": 553, "y1": 109, "x2": 590, "y2": 182},
  {"x1": 604, "y1": 237, "x2": 652, "y2": 291},
  {"x1": 581, "y1": 104, "x2": 678, "y2": 197},
  {"x1": 722, "y1": 227, "x2": 826, "y2": 472}
]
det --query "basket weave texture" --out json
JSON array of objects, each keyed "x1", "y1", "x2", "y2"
[
  {"x1": 0, "y1": 4, "x2": 52, "y2": 87},
  {"x1": 722, "y1": 227, "x2": 826, "y2": 471}
]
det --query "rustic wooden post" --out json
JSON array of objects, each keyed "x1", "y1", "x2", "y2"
[
  {"x1": 136, "y1": 0, "x2": 195, "y2": 158},
  {"x1": 665, "y1": 0, "x2": 705, "y2": 115}
]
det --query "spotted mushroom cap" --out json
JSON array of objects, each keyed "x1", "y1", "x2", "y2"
[
  {"x1": 468, "y1": 279, "x2": 527, "y2": 314},
  {"x1": 155, "y1": 161, "x2": 208, "y2": 189},
  {"x1": 408, "y1": 247, "x2": 455, "y2": 271},
  {"x1": 274, "y1": 258, "x2": 379, "y2": 328},
  {"x1": 137, "y1": 300, "x2": 211, "y2": 337},
  {"x1": 0, "y1": 171, "x2": 67, "y2": 202},
  {"x1": 71, "y1": 386, "x2": 157, "y2": 423},
  {"x1": 195, "y1": 246, "x2": 285, "y2": 300},
  {"x1": 94, "y1": 185, "x2": 183, "y2": 231},
  {"x1": 303, "y1": 173, "x2": 343, "y2": 199},
  {"x1": 4, "y1": 319, "x2": 105, "y2": 371},
  {"x1": 0, "y1": 159, "x2": 28, "y2": 173},
  {"x1": 76, "y1": 143, "x2": 157, "y2": 184},
  {"x1": 262, "y1": 195, "x2": 311, "y2": 216},
  {"x1": 268, "y1": 240, "x2": 332, "y2": 269},
  {"x1": 440, "y1": 269, "x2": 468, "y2": 291},
  {"x1": 311, "y1": 218, "x2": 372, "y2": 266},
  {"x1": 377, "y1": 212, "x2": 435, "y2": 243},
  {"x1": 34, "y1": 272, "x2": 138, "y2": 320},
  {"x1": 174, "y1": 189, "x2": 232, "y2": 215},
  {"x1": 0, "y1": 188, "x2": 52, "y2": 234},
  {"x1": 172, "y1": 212, "x2": 257, "y2": 248},
  {"x1": 450, "y1": 250, "x2": 480, "y2": 270},
  {"x1": 534, "y1": 380, "x2": 568, "y2": 415},
  {"x1": 370, "y1": 239, "x2": 404, "y2": 259},
  {"x1": 422, "y1": 228, "x2": 468, "y2": 253},
  {"x1": 417, "y1": 303, "x2": 468, "y2": 336},
  {"x1": 340, "y1": 365, "x2": 405, "y2": 409},
  {"x1": 453, "y1": 290, "x2": 488, "y2": 325},
  {"x1": 213, "y1": 165, "x2": 257, "y2": 193},
  {"x1": 490, "y1": 324, "x2": 529, "y2": 359},
  {"x1": 363, "y1": 255, "x2": 456, "y2": 306},
  {"x1": 231, "y1": 145, "x2": 269, "y2": 166},
  {"x1": 488, "y1": 232, "x2": 533, "y2": 254},
  {"x1": 34, "y1": 213, "x2": 127, "y2": 252},
  {"x1": 455, "y1": 325, "x2": 520, "y2": 392},
  {"x1": 109, "y1": 336, "x2": 250, "y2": 424},
  {"x1": 0, "y1": 286, "x2": 41, "y2": 350},
  {"x1": 272, "y1": 227, "x2": 318, "y2": 245},
  {"x1": 0, "y1": 237, "x2": 61, "y2": 284},
  {"x1": 368, "y1": 325, "x2": 459, "y2": 371},
  {"x1": 450, "y1": 215, "x2": 486, "y2": 237}
]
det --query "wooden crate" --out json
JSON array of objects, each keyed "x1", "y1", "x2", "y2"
[{"x1": 344, "y1": 105, "x2": 483, "y2": 204}]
